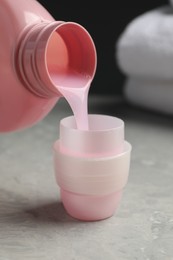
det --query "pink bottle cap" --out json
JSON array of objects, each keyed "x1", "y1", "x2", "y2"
[{"x1": 53, "y1": 114, "x2": 132, "y2": 221}]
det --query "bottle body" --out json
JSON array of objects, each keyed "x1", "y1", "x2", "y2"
[
  {"x1": 0, "y1": 0, "x2": 60, "y2": 132},
  {"x1": 0, "y1": 0, "x2": 97, "y2": 133}
]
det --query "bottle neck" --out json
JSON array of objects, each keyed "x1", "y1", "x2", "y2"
[
  {"x1": 15, "y1": 21, "x2": 64, "y2": 98},
  {"x1": 15, "y1": 21, "x2": 97, "y2": 98}
]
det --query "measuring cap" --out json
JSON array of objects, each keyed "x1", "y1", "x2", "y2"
[{"x1": 53, "y1": 114, "x2": 132, "y2": 221}]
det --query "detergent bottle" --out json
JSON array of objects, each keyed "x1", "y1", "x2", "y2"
[{"x1": 0, "y1": 0, "x2": 96, "y2": 132}]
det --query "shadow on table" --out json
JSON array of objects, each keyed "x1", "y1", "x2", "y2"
[
  {"x1": 0, "y1": 194, "x2": 80, "y2": 225},
  {"x1": 25, "y1": 201, "x2": 79, "y2": 224}
]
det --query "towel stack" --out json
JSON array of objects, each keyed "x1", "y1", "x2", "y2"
[{"x1": 116, "y1": 3, "x2": 173, "y2": 115}]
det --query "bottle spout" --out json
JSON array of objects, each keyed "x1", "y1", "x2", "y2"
[{"x1": 16, "y1": 21, "x2": 97, "y2": 98}]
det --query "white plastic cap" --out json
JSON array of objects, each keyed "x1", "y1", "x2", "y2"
[
  {"x1": 54, "y1": 140, "x2": 131, "y2": 196},
  {"x1": 53, "y1": 114, "x2": 132, "y2": 221},
  {"x1": 53, "y1": 114, "x2": 131, "y2": 196},
  {"x1": 59, "y1": 114, "x2": 124, "y2": 157}
]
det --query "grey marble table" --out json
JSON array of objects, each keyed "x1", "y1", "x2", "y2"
[{"x1": 0, "y1": 95, "x2": 173, "y2": 260}]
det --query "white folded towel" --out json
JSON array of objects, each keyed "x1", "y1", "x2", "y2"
[
  {"x1": 116, "y1": 6, "x2": 173, "y2": 80},
  {"x1": 124, "y1": 77, "x2": 173, "y2": 115}
]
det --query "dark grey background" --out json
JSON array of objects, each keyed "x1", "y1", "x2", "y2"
[{"x1": 37, "y1": 1, "x2": 167, "y2": 96}]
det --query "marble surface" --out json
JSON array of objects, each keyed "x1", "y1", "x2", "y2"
[{"x1": 0, "y1": 95, "x2": 173, "y2": 260}]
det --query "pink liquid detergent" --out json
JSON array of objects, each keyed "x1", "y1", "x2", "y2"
[
  {"x1": 50, "y1": 72, "x2": 91, "y2": 130},
  {"x1": 46, "y1": 30, "x2": 92, "y2": 130}
]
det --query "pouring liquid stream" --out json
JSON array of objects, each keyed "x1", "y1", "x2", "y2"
[{"x1": 51, "y1": 72, "x2": 91, "y2": 131}]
